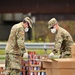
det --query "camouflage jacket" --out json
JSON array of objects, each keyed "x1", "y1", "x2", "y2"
[
  {"x1": 5, "y1": 22, "x2": 26, "y2": 55},
  {"x1": 54, "y1": 26, "x2": 74, "y2": 52}
]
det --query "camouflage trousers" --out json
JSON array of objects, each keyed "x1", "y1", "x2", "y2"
[
  {"x1": 5, "y1": 69, "x2": 21, "y2": 75},
  {"x1": 5, "y1": 54, "x2": 22, "y2": 75}
]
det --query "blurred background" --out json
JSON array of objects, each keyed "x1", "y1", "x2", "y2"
[{"x1": 0, "y1": 0, "x2": 75, "y2": 42}]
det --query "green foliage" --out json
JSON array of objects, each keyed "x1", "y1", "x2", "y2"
[
  {"x1": 0, "y1": 57, "x2": 5, "y2": 60},
  {"x1": 29, "y1": 20, "x2": 75, "y2": 42},
  {"x1": 0, "y1": 49, "x2": 5, "y2": 55}
]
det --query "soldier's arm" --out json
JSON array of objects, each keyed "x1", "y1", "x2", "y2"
[
  {"x1": 54, "y1": 35, "x2": 63, "y2": 53},
  {"x1": 16, "y1": 28, "x2": 27, "y2": 54}
]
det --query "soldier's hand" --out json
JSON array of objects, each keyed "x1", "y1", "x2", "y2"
[
  {"x1": 49, "y1": 52, "x2": 55, "y2": 59},
  {"x1": 23, "y1": 52, "x2": 28, "y2": 58}
]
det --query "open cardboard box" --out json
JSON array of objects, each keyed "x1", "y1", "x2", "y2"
[
  {"x1": 41, "y1": 58, "x2": 75, "y2": 75},
  {"x1": 52, "y1": 58, "x2": 75, "y2": 68},
  {"x1": 71, "y1": 44, "x2": 75, "y2": 58},
  {"x1": 52, "y1": 69, "x2": 75, "y2": 75},
  {"x1": 41, "y1": 59, "x2": 52, "y2": 69},
  {"x1": 52, "y1": 58, "x2": 75, "y2": 75},
  {"x1": 41, "y1": 58, "x2": 75, "y2": 69},
  {"x1": 41, "y1": 59, "x2": 52, "y2": 75}
]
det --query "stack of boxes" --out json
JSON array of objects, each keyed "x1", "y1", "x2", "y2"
[
  {"x1": 21, "y1": 60, "x2": 26, "y2": 75},
  {"x1": 21, "y1": 51, "x2": 46, "y2": 75}
]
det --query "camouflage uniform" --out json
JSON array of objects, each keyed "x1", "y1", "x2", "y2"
[
  {"x1": 5, "y1": 22, "x2": 26, "y2": 75},
  {"x1": 54, "y1": 26, "x2": 74, "y2": 58},
  {"x1": 5, "y1": 17, "x2": 33, "y2": 75},
  {"x1": 48, "y1": 18, "x2": 74, "y2": 58}
]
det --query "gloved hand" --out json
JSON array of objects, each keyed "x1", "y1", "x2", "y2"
[
  {"x1": 49, "y1": 49, "x2": 58, "y2": 59},
  {"x1": 49, "y1": 52, "x2": 55, "y2": 59},
  {"x1": 23, "y1": 52, "x2": 28, "y2": 58}
]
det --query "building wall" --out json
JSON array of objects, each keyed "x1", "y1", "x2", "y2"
[
  {"x1": 0, "y1": 0, "x2": 75, "y2": 41},
  {"x1": 0, "y1": 0, "x2": 75, "y2": 13}
]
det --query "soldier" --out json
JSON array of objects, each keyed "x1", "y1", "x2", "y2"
[
  {"x1": 5, "y1": 17, "x2": 33, "y2": 75},
  {"x1": 48, "y1": 18, "x2": 74, "y2": 58}
]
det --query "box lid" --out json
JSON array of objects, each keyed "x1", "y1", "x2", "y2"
[
  {"x1": 41, "y1": 59, "x2": 52, "y2": 69},
  {"x1": 53, "y1": 58, "x2": 75, "y2": 69}
]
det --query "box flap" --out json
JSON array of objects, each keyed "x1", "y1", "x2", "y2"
[
  {"x1": 53, "y1": 58, "x2": 75, "y2": 68},
  {"x1": 41, "y1": 59, "x2": 52, "y2": 69}
]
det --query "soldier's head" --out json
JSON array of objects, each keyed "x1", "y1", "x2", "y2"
[
  {"x1": 23, "y1": 17, "x2": 33, "y2": 28},
  {"x1": 48, "y1": 18, "x2": 59, "y2": 34},
  {"x1": 48, "y1": 18, "x2": 58, "y2": 28},
  {"x1": 23, "y1": 17, "x2": 33, "y2": 32}
]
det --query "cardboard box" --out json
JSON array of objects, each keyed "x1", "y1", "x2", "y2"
[
  {"x1": 46, "y1": 69, "x2": 52, "y2": 75},
  {"x1": 29, "y1": 70, "x2": 46, "y2": 72},
  {"x1": 41, "y1": 60, "x2": 52, "y2": 75},
  {"x1": 52, "y1": 58, "x2": 75, "y2": 69},
  {"x1": 41, "y1": 58, "x2": 75, "y2": 75},
  {"x1": 41, "y1": 58, "x2": 75, "y2": 69},
  {"x1": 72, "y1": 54, "x2": 75, "y2": 58},
  {"x1": 71, "y1": 44, "x2": 75, "y2": 55},
  {"x1": 41, "y1": 59, "x2": 52, "y2": 69},
  {"x1": 52, "y1": 69, "x2": 75, "y2": 75}
]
